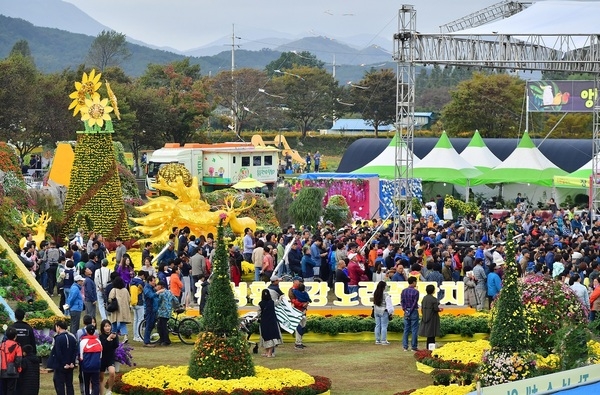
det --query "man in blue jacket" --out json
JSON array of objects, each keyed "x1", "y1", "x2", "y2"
[
  {"x1": 66, "y1": 275, "x2": 85, "y2": 334},
  {"x1": 48, "y1": 320, "x2": 78, "y2": 395},
  {"x1": 143, "y1": 275, "x2": 164, "y2": 347}
]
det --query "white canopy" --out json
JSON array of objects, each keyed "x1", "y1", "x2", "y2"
[
  {"x1": 450, "y1": 1, "x2": 600, "y2": 50},
  {"x1": 459, "y1": 130, "x2": 502, "y2": 171}
]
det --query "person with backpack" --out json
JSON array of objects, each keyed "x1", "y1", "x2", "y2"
[
  {"x1": 129, "y1": 271, "x2": 147, "y2": 342},
  {"x1": 94, "y1": 259, "x2": 112, "y2": 321},
  {"x1": 16, "y1": 344, "x2": 39, "y2": 395},
  {"x1": 65, "y1": 275, "x2": 85, "y2": 335},
  {"x1": 79, "y1": 325, "x2": 102, "y2": 395},
  {"x1": 48, "y1": 320, "x2": 78, "y2": 395},
  {"x1": 0, "y1": 328, "x2": 23, "y2": 395}
]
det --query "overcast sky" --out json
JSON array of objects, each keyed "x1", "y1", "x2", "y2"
[{"x1": 63, "y1": 0, "x2": 503, "y2": 51}]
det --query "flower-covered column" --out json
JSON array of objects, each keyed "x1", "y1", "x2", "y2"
[
  {"x1": 63, "y1": 70, "x2": 129, "y2": 240},
  {"x1": 188, "y1": 214, "x2": 255, "y2": 379}
]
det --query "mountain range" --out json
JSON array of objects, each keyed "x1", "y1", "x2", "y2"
[{"x1": 0, "y1": 0, "x2": 394, "y2": 80}]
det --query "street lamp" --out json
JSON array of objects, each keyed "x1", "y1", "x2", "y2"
[
  {"x1": 347, "y1": 81, "x2": 369, "y2": 90},
  {"x1": 274, "y1": 69, "x2": 305, "y2": 80},
  {"x1": 336, "y1": 98, "x2": 355, "y2": 106},
  {"x1": 258, "y1": 88, "x2": 284, "y2": 99}
]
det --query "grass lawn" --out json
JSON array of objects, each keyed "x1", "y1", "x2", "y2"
[{"x1": 40, "y1": 341, "x2": 433, "y2": 395}]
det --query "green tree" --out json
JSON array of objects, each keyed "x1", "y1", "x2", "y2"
[
  {"x1": 289, "y1": 187, "x2": 325, "y2": 228},
  {"x1": 87, "y1": 30, "x2": 131, "y2": 72},
  {"x1": 117, "y1": 83, "x2": 167, "y2": 176},
  {"x1": 442, "y1": 72, "x2": 524, "y2": 137},
  {"x1": 9, "y1": 39, "x2": 33, "y2": 61},
  {"x1": 0, "y1": 53, "x2": 41, "y2": 161},
  {"x1": 350, "y1": 68, "x2": 396, "y2": 137},
  {"x1": 544, "y1": 113, "x2": 592, "y2": 138},
  {"x1": 209, "y1": 68, "x2": 270, "y2": 135},
  {"x1": 139, "y1": 59, "x2": 212, "y2": 143},
  {"x1": 271, "y1": 66, "x2": 339, "y2": 137},
  {"x1": 265, "y1": 51, "x2": 324, "y2": 76}
]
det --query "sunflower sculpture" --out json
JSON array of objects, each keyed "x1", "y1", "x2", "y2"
[
  {"x1": 62, "y1": 69, "x2": 130, "y2": 241},
  {"x1": 68, "y1": 69, "x2": 120, "y2": 133}
]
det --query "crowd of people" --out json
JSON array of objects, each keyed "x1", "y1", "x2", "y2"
[{"x1": 6, "y1": 194, "x2": 600, "y2": 393}]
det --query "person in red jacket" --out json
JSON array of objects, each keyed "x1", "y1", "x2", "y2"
[
  {"x1": 79, "y1": 325, "x2": 103, "y2": 395},
  {"x1": 347, "y1": 253, "x2": 365, "y2": 301},
  {"x1": 0, "y1": 327, "x2": 23, "y2": 395}
]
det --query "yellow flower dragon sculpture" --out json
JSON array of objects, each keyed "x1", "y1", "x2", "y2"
[{"x1": 132, "y1": 176, "x2": 256, "y2": 245}]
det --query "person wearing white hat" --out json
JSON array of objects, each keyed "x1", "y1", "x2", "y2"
[
  {"x1": 66, "y1": 274, "x2": 85, "y2": 334},
  {"x1": 487, "y1": 263, "x2": 502, "y2": 307}
]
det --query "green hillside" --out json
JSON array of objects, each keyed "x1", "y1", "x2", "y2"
[{"x1": 0, "y1": 15, "x2": 282, "y2": 76}]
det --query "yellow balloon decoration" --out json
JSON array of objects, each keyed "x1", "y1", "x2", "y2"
[{"x1": 132, "y1": 176, "x2": 255, "y2": 245}]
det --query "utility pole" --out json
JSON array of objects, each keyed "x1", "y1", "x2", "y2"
[{"x1": 231, "y1": 24, "x2": 238, "y2": 135}]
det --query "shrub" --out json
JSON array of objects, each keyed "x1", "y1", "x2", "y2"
[
  {"x1": 273, "y1": 187, "x2": 294, "y2": 227},
  {"x1": 0, "y1": 142, "x2": 22, "y2": 177},
  {"x1": 323, "y1": 195, "x2": 350, "y2": 228},
  {"x1": 288, "y1": 187, "x2": 324, "y2": 228},
  {"x1": 552, "y1": 324, "x2": 591, "y2": 371},
  {"x1": 520, "y1": 275, "x2": 589, "y2": 354}
]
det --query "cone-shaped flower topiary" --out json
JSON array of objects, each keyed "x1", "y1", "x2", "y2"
[
  {"x1": 489, "y1": 226, "x2": 528, "y2": 352},
  {"x1": 63, "y1": 69, "x2": 129, "y2": 241},
  {"x1": 188, "y1": 215, "x2": 255, "y2": 380},
  {"x1": 479, "y1": 225, "x2": 535, "y2": 386}
]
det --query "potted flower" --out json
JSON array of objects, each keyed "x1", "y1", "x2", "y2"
[
  {"x1": 114, "y1": 342, "x2": 135, "y2": 371},
  {"x1": 34, "y1": 328, "x2": 55, "y2": 368}
]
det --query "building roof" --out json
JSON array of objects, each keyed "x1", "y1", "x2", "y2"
[{"x1": 331, "y1": 119, "x2": 394, "y2": 131}]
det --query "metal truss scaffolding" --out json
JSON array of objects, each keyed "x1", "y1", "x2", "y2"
[
  {"x1": 393, "y1": 2, "x2": 600, "y2": 221},
  {"x1": 440, "y1": 0, "x2": 528, "y2": 33},
  {"x1": 392, "y1": 5, "x2": 416, "y2": 247}
]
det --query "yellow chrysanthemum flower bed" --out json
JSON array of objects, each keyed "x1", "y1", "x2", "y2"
[
  {"x1": 432, "y1": 340, "x2": 490, "y2": 365},
  {"x1": 410, "y1": 384, "x2": 476, "y2": 395},
  {"x1": 588, "y1": 339, "x2": 600, "y2": 362},
  {"x1": 122, "y1": 365, "x2": 314, "y2": 393},
  {"x1": 536, "y1": 353, "x2": 560, "y2": 370}
]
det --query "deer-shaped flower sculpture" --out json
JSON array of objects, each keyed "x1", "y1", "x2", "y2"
[
  {"x1": 223, "y1": 195, "x2": 257, "y2": 236},
  {"x1": 20, "y1": 212, "x2": 52, "y2": 249}
]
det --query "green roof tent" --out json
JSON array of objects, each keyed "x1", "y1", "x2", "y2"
[
  {"x1": 553, "y1": 155, "x2": 596, "y2": 189},
  {"x1": 472, "y1": 131, "x2": 567, "y2": 187},
  {"x1": 412, "y1": 131, "x2": 482, "y2": 186},
  {"x1": 459, "y1": 130, "x2": 501, "y2": 172},
  {"x1": 351, "y1": 134, "x2": 420, "y2": 179}
]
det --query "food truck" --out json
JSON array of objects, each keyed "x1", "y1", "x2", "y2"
[{"x1": 145, "y1": 143, "x2": 279, "y2": 196}]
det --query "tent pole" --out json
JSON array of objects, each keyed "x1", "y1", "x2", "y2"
[{"x1": 465, "y1": 180, "x2": 470, "y2": 203}]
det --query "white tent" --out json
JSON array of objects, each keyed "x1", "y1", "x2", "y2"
[
  {"x1": 459, "y1": 130, "x2": 501, "y2": 172},
  {"x1": 472, "y1": 131, "x2": 567, "y2": 187},
  {"x1": 351, "y1": 134, "x2": 419, "y2": 179},
  {"x1": 413, "y1": 131, "x2": 482, "y2": 186}
]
